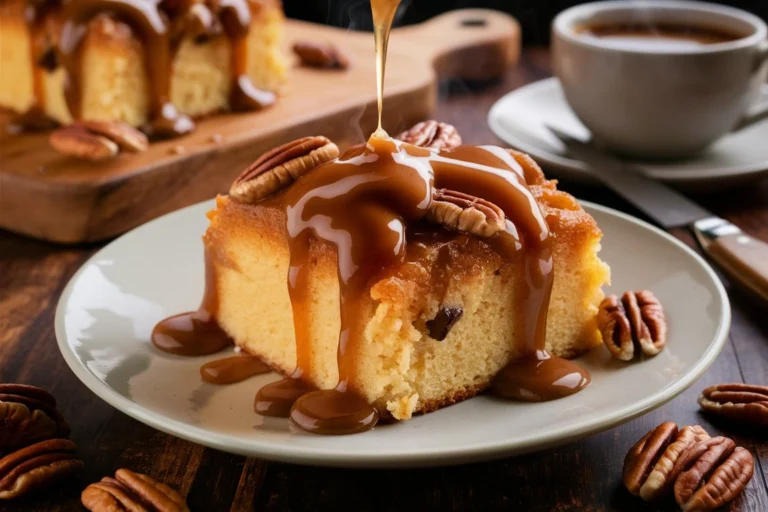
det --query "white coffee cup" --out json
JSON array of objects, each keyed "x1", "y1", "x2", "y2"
[{"x1": 552, "y1": 0, "x2": 768, "y2": 159}]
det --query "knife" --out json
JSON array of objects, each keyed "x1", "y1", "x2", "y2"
[{"x1": 546, "y1": 126, "x2": 768, "y2": 303}]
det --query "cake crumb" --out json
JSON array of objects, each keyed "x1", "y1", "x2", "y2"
[{"x1": 387, "y1": 393, "x2": 418, "y2": 420}]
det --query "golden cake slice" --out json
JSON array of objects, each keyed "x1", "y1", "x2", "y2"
[
  {"x1": 0, "y1": 0, "x2": 286, "y2": 131},
  {"x1": 201, "y1": 129, "x2": 610, "y2": 421}
]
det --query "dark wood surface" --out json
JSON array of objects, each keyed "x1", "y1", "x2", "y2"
[{"x1": 1, "y1": 47, "x2": 766, "y2": 511}]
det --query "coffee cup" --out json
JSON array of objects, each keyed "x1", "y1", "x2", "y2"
[{"x1": 552, "y1": 0, "x2": 768, "y2": 159}]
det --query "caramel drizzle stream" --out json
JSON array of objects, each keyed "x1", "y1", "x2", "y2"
[
  {"x1": 28, "y1": 5, "x2": 47, "y2": 117},
  {"x1": 371, "y1": 0, "x2": 400, "y2": 137},
  {"x1": 152, "y1": 248, "x2": 233, "y2": 357},
  {"x1": 217, "y1": 0, "x2": 277, "y2": 111},
  {"x1": 12, "y1": 0, "x2": 59, "y2": 129}
]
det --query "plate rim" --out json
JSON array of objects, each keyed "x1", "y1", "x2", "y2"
[
  {"x1": 55, "y1": 199, "x2": 731, "y2": 468},
  {"x1": 488, "y1": 77, "x2": 768, "y2": 183}
]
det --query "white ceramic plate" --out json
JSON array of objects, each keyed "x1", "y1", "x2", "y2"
[
  {"x1": 488, "y1": 77, "x2": 768, "y2": 187},
  {"x1": 55, "y1": 200, "x2": 730, "y2": 468}
]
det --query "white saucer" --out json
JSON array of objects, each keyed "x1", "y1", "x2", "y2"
[
  {"x1": 488, "y1": 77, "x2": 768, "y2": 187},
  {"x1": 55, "y1": 200, "x2": 729, "y2": 468}
]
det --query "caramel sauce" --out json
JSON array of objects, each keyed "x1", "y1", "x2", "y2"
[
  {"x1": 152, "y1": 249, "x2": 233, "y2": 356},
  {"x1": 28, "y1": 9, "x2": 48, "y2": 123},
  {"x1": 254, "y1": 372, "x2": 314, "y2": 418},
  {"x1": 12, "y1": 0, "x2": 59, "y2": 130},
  {"x1": 153, "y1": 0, "x2": 591, "y2": 436},
  {"x1": 17, "y1": 0, "x2": 270, "y2": 137},
  {"x1": 291, "y1": 386, "x2": 380, "y2": 436},
  {"x1": 371, "y1": 0, "x2": 400, "y2": 137},
  {"x1": 492, "y1": 351, "x2": 590, "y2": 401},
  {"x1": 200, "y1": 355, "x2": 270, "y2": 385}
]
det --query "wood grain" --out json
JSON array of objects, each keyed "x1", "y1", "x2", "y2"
[
  {"x1": 0, "y1": 9, "x2": 520, "y2": 244},
  {"x1": 705, "y1": 232, "x2": 768, "y2": 302},
  {"x1": 0, "y1": 47, "x2": 766, "y2": 512}
]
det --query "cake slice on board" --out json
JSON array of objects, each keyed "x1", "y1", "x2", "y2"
[{"x1": 0, "y1": 0, "x2": 287, "y2": 128}]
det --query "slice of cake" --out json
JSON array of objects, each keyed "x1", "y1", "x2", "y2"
[
  {"x1": 0, "y1": 0, "x2": 286, "y2": 133},
  {"x1": 201, "y1": 124, "x2": 609, "y2": 422}
]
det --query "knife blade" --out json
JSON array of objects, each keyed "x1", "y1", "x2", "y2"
[
  {"x1": 546, "y1": 125, "x2": 768, "y2": 303},
  {"x1": 545, "y1": 126, "x2": 710, "y2": 228}
]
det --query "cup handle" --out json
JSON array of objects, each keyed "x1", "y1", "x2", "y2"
[{"x1": 732, "y1": 39, "x2": 768, "y2": 131}]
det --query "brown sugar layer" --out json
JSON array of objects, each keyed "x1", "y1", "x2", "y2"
[
  {"x1": 0, "y1": 0, "x2": 287, "y2": 130},
  {"x1": 203, "y1": 150, "x2": 610, "y2": 421}
]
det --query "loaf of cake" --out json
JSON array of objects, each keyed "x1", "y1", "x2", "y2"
[
  {"x1": 0, "y1": 0, "x2": 286, "y2": 134},
  {"x1": 202, "y1": 128, "x2": 610, "y2": 421}
]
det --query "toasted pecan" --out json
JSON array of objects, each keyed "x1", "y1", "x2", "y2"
[{"x1": 230, "y1": 136, "x2": 339, "y2": 203}]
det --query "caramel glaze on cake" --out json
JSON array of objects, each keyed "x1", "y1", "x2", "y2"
[
  {"x1": 153, "y1": 134, "x2": 610, "y2": 434},
  {"x1": 1, "y1": 0, "x2": 283, "y2": 136},
  {"x1": 288, "y1": 139, "x2": 594, "y2": 432}
]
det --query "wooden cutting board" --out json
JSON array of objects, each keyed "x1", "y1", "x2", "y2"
[{"x1": 0, "y1": 9, "x2": 520, "y2": 243}]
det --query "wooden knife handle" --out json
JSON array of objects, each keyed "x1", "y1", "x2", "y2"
[{"x1": 704, "y1": 232, "x2": 768, "y2": 302}]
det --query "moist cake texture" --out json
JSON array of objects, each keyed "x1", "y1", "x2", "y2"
[{"x1": 204, "y1": 148, "x2": 610, "y2": 420}]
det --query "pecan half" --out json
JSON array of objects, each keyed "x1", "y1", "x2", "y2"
[
  {"x1": 698, "y1": 383, "x2": 768, "y2": 427},
  {"x1": 624, "y1": 422, "x2": 675, "y2": 496},
  {"x1": 0, "y1": 384, "x2": 70, "y2": 451},
  {"x1": 426, "y1": 189, "x2": 505, "y2": 238},
  {"x1": 49, "y1": 121, "x2": 148, "y2": 160},
  {"x1": 624, "y1": 422, "x2": 710, "y2": 501},
  {"x1": 597, "y1": 290, "x2": 667, "y2": 361},
  {"x1": 0, "y1": 439, "x2": 83, "y2": 499},
  {"x1": 293, "y1": 41, "x2": 349, "y2": 69},
  {"x1": 672, "y1": 437, "x2": 754, "y2": 511},
  {"x1": 80, "y1": 121, "x2": 149, "y2": 153},
  {"x1": 82, "y1": 468, "x2": 189, "y2": 512},
  {"x1": 395, "y1": 120, "x2": 462, "y2": 150},
  {"x1": 230, "y1": 136, "x2": 339, "y2": 204},
  {"x1": 49, "y1": 125, "x2": 118, "y2": 161}
]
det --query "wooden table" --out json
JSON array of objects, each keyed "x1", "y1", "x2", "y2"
[{"x1": 1, "y1": 47, "x2": 766, "y2": 511}]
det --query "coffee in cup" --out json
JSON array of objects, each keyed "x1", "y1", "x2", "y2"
[
  {"x1": 574, "y1": 22, "x2": 742, "y2": 50},
  {"x1": 553, "y1": 1, "x2": 768, "y2": 159}
]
